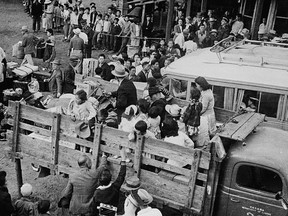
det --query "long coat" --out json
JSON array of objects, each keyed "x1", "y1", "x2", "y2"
[
  {"x1": 112, "y1": 78, "x2": 137, "y2": 120},
  {"x1": 48, "y1": 68, "x2": 62, "y2": 97},
  {"x1": 0, "y1": 186, "x2": 14, "y2": 216},
  {"x1": 62, "y1": 157, "x2": 107, "y2": 215}
]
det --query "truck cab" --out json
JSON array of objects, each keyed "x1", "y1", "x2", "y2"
[{"x1": 215, "y1": 126, "x2": 288, "y2": 216}]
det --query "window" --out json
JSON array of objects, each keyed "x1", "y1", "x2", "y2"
[
  {"x1": 274, "y1": 0, "x2": 288, "y2": 34},
  {"x1": 212, "y1": 85, "x2": 225, "y2": 109},
  {"x1": 170, "y1": 78, "x2": 187, "y2": 99},
  {"x1": 259, "y1": 92, "x2": 280, "y2": 118},
  {"x1": 236, "y1": 165, "x2": 282, "y2": 194}
]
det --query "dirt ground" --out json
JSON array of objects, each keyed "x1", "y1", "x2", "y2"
[{"x1": 0, "y1": 2, "x2": 88, "y2": 215}]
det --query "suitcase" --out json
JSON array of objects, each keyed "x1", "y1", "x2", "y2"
[{"x1": 82, "y1": 58, "x2": 98, "y2": 78}]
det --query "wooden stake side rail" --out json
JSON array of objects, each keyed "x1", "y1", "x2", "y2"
[{"x1": 7, "y1": 101, "x2": 215, "y2": 215}]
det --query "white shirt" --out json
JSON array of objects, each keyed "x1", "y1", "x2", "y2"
[
  {"x1": 183, "y1": 40, "x2": 197, "y2": 54},
  {"x1": 164, "y1": 131, "x2": 194, "y2": 167},
  {"x1": 137, "y1": 207, "x2": 162, "y2": 216},
  {"x1": 70, "y1": 12, "x2": 79, "y2": 25},
  {"x1": 82, "y1": 13, "x2": 90, "y2": 24},
  {"x1": 79, "y1": 32, "x2": 88, "y2": 44}
]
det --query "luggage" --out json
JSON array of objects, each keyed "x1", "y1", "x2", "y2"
[
  {"x1": 12, "y1": 42, "x2": 24, "y2": 59},
  {"x1": 12, "y1": 64, "x2": 39, "y2": 78},
  {"x1": 82, "y1": 58, "x2": 98, "y2": 78}
]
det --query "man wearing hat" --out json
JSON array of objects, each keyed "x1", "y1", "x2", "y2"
[
  {"x1": 15, "y1": 183, "x2": 36, "y2": 215},
  {"x1": 111, "y1": 63, "x2": 137, "y2": 122},
  {"x1": 20, "y1": 25, "x2": 39, "y2": 66},
  {"x1": 62, "y1": 56, "x2": 78, "y2": 94},
  {"x1": 0, "y1": 171, "x2": 14, "y2": 216},
  {"x1": 217, "y1": 17, "x2": 230, "y2": 41},
  {"x1": 126, "y1": 189, "x2": 162, "y2": 216},
  {"x1": 45, "y1": 59, "x2": 62, "y2": 98},
  {"x1": 69, "y1": 28, "x2": 85, "y2": 60},
  {"x1": 60, "y1": 154, "x2": 108, "y2": 216}
]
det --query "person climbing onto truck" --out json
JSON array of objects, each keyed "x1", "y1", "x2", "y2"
[
  {"x1": 59, "y1": 154, "x2": 108, "y2": 216},
  {"x1": 92, "y1": 147, "x2": 126, "y2": 216}
]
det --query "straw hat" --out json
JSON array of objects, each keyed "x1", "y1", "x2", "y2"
[
  {"x1": 75, "y1": 122, "x2": 91, "y2": 139},
  {"x1": 122, "y1": 176, "x2": 141, "y2": 191},
  {"x1": 73, "y1": 28, "x2": 81, "y2": 35},
  {"x1": 21, "y1": 183, "x2": 33, "y2": 197},
  {"x1": 165, "y1": 104, "x2": 182, "y2": 117},
  {"x1": 21, "y1": 26, "x2": 28, "y2": 32},
  {"x1": 111, "y1": 64, "x2": 128, "y2": 77},
  {"x1": 131, "y1": 189, "x2": 153, "y2": 206}
]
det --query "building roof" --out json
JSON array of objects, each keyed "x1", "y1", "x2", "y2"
[{"x1": 165, "y1": 46, "x2": 288, "y2": 91}]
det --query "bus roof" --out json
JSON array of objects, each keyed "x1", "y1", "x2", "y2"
[{"x1": 165, "y1": 47, "x2": 288, "y2": 91}]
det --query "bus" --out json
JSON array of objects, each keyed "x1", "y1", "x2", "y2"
[{"x1": 164, "y1": 38, "x2": 288, "y2": 131}]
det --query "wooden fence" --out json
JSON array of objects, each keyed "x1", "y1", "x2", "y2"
[{"x1": 6, "y1": 101, "x2": 220, "y2": 215}]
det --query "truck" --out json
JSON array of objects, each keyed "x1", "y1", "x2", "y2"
[{"x1": 6, "y1": 97, "x2": 288, "y2": 216}]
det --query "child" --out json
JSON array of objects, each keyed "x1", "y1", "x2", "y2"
[
  {"x1": 181, "y1": 88, "x2": 202, "y2": 139},
  {"x1": 82, "y1": 7, "x2": 91, "y2": 26},
  {"x1": 134, "y1": 99, "x2": 150, "y2": 127},
  {"x1": 147, "y1": 106, "x2": 161, "y2": 139},
  {"x1": 92, "y1": 14, "x2": 104, "y2": 49},
  {"x1": 118, "y1": 105, "x2": 138, "y2": 133},
  {"x1": 102, "y1": 14, "x2": 111, "y2": 51},
  {"x1": 135, "y1": 120, "x2": 155, "y2": 139},
  {"x1": 15, "y1": 183, "x2": 37, "y2": 215}
]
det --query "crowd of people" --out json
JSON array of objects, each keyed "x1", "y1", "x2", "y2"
[{"x1": 2, "y1": 0, "x2": 284, "y2": 215}]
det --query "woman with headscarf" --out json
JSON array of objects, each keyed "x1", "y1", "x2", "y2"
[{"x1": 195, "y1": 76, "x2": 216, "y2": 136}]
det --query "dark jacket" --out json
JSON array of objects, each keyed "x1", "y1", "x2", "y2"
[
  {"x1": 150, "y1": 98, "x2": 166, "y2": 122},
  {"x1": 217, "y1": 24, "x2": 230, "y2": 41},
  {"x1": 151, "y1": 68, "x2": 162, "y2": 79},
  {"x1": 132, "y1": 70, "x2": 147, "y2": 82},
  {"x1": 112, "y1": 78, "x2": 137, "y2": 118},
  {"x1": 182, "y1": 102, "x2": 202, "y2": 127},
  {"x1": 31, "y1": 2, "x2": 43, "y2": 18},
  {"x1": 62, "y1": 65, "x2": 75, "y2": 94},
  {"x1": 90, "y1": 12, "x2": 98, "y2": 27},
  {"x1": 0, "y1": 186, "x2": 14, "y2": 216},
  {"x1": 142, "y1": 20, "x2": 153, "y2": 37},
  {"x1": 22, "y1": 33, "x2": 38, "y2": 55},
  {"x1": 14, "y1": 197, "x2": 36, "y2": 216},
  {"x1": 110, "y1": 24, "x2": 122, "y2": 36},
  {"x1": 93, "y1": 162, "x2": 126, "y2": 214},
  {"x1": 98, "y1": 62, "x2": 113, "y2": 81},
  {"x1": 62, "y1": 157, "x2": 107, "y2": 215}
]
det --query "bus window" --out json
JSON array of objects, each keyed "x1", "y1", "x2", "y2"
[
  {"x1": 170, "y1": 79, "x2": 188, "y2": 99},
  {"x1": 259, "y1": 92, "x2": 280, "y2": 118},
  {"x1": 240, "y1": 90, "x2": 260, "y2": 112},
  {"x1": 212, "y1": 86, "x2": 225, "y2": 109}
]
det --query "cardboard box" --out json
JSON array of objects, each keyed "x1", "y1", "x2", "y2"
[{"x1": 75, "y1": 82, "x2": 97, "y2": 96}]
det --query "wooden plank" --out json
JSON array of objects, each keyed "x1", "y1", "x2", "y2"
[
  {"x1": 59, "y1": 114, "x2": 81, "y2": 135},
  {"x1": 58, "y1": 145, "x2": 90, "y2": 169},
  {"x1": 16, "y1": 121, "x2": 51, "y2": 136},
  {"x1": 231, "y1": 113, "x2": 265, "y2": 141},
  {"x1": 51, "y1": 113, "x2": 61, "y2": 174},
  {"x1": 185, "y1": 150, "x2": 201, "y2": 209},
  {"x1": 217, "y1": 112, "x2": 255, "y2": 138},
  {"x1": 9, "y1": 101, "x2": 53, "y2": 125},
  {"x1": 192, "y1": 185, "x2": 206, "y2": 211},
  {"x1": 142, "y1": 158, "x2": 191, "y2": 177},
  {"x1": 59, "y1": 134, "x2": 94, "y2": 148},
  {"x1": 140, "y1": 170, "x2": 189, "y2": 205},
  {"x1": 17, "y1": 134, "x2": 52, "y2": 162},
  {"x1": 92, "y1": 124, "x2": 103, "y2": 168},
  {"x1": 11, "y1": 102, "x2": 23, "y2": 198},
  {"x1": 199, "y1": 150, "x2": 211, "y2": 170},
  {"x1": 101, "y1": 126, "x2": 131, "y2": 148},
  {"x1": 134, "y1": 135, "x2": 144, "y2": 178}
]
